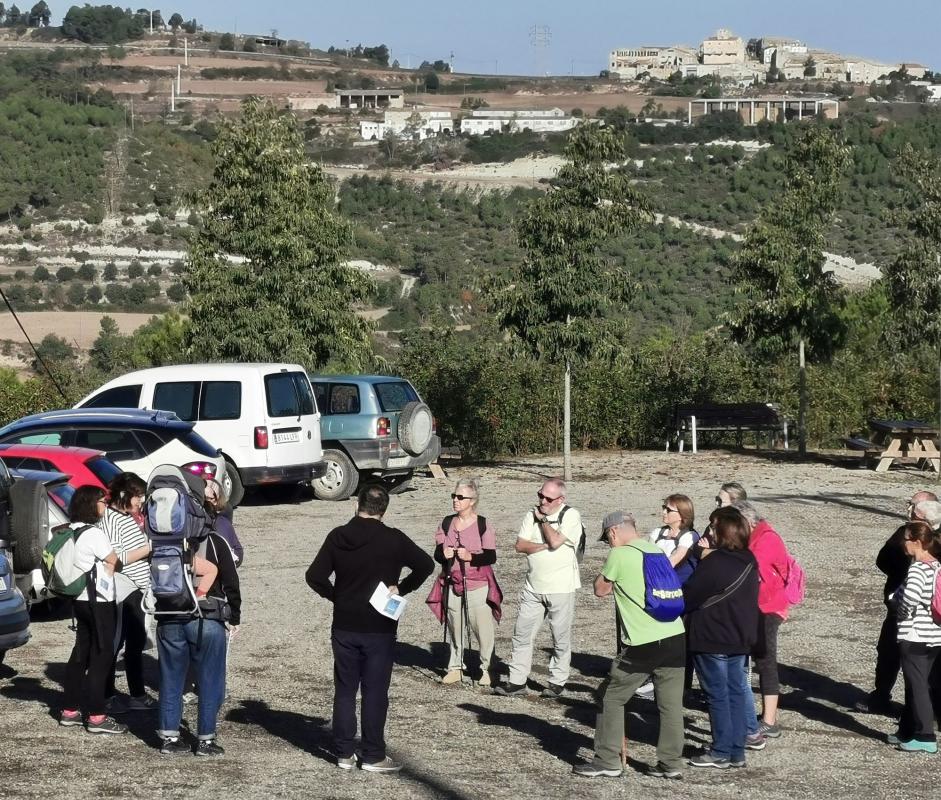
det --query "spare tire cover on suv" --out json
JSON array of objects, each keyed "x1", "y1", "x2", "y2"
[
  {"x1": 9, "y1": 480, "x2": 47, "y2": 574},
  {"x1": 397, "y1": 401, "x2": 434, "y2": 457}
]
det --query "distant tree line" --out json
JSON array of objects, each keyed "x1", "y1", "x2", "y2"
[
  {"x1": 327, "y1": 43, "x2": 390, "y2": 67},
  {"x1": 0, "y1": 1, "x2": 51, "y2": 27}
]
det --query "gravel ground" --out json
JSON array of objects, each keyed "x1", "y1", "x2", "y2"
[{"x1": 0, "y1": 449, "x2": 936, "y2": 799}]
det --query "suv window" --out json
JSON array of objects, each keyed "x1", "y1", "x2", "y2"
[
  {"x1": 265, "y1": 373, "x2": 302, "y2": 418},
  {"x1": 132, "y1": 429, "x2": 167, "y2": 456},
  {"x1": 201, "y1": 381, "x2": 241, "y2": 421},
  {"x1": 327, "y1": 384, "x2": 360, "y2": 415},
  {"x1": 374, "y1": 381, "x2": 418, "y2": 413},
  {"x1": 154, "y1": 382, "x2": 199, "y2": 422},
  {"x1": 72, "y1": 429, "x2": 146, "y2": 461},
  {"x1": 87, "y1": 456, "x2": 123, "y2": 485},
  {"x1": 83, "y1": 384, "x2": 143, "y2": 409},
  {"x1": 5, "y1": 432, "x2": 62, "y2": 446}
]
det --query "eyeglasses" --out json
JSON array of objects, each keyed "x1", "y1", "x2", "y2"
[
  {"x1": 537, "y1": 492, "x2": 561, "y2": 502},
  {"x1": 715, "y1": 496, "x2": 723, "y2": 507},
  {"x1": 662, "y1": 505, "x2": 678, "y2": 514},
  {"x1": 451, "y1": 494, "x2": 475, "y2": 501}
]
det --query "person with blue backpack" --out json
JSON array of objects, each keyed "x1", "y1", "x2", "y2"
[{"x1": 574, "y1": 510, "x2": 686, "y2": 780}]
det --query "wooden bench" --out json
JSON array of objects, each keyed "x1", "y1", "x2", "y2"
[{"x1": 668, "y1": 402, "x2": 790, "y2": 453}]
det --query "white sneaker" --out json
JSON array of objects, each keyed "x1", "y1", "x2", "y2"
[{"x1": 362, "y1": 756, "x2": 402, "y2": 773}]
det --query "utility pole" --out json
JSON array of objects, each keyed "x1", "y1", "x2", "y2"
[
  {"x1": 177, "y1": 64, "x2": 181, "y2": 95},
  {"x1": 529, "y1": 24, "x2": 551, "y2": 77}
]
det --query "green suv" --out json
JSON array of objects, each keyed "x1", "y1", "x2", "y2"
[{"x1": 309, "y1": 375, "x2": 440, "y2": 501}]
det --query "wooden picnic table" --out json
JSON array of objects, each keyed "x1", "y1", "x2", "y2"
[{"x1": 867, "y1": 419, "x2": 940, "y2": 473}]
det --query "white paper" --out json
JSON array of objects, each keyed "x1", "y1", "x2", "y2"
[{"x1": 369, "y1": 582, "x2": 408, "y2": 621}]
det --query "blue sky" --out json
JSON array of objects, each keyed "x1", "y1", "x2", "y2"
[{"x1": 47, "y1": 1, "x2": 939, "y2": 75}]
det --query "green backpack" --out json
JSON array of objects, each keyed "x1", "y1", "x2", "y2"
[{"x1": 41, "y1": 524, "x2": 95, "y2": 598}]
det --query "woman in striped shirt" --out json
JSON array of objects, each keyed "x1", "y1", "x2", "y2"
[
  {"x1": 891, "y1": 520, "x2": 941, "y2": 753},
  {"x1": 101, "y1": 473, "x2": 154, "y2": 712}
]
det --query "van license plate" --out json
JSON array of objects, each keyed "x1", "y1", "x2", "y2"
[{"x1": 273, "y1": 431, "x2": 300, "y2": 443}]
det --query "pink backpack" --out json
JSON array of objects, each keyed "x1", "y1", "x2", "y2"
[
  {"x1": 782, "y1": 552, "x2": 805, "y2": 606},
  {"x1": 931, "y1": 565, "x2": 941, "y2": 625}
]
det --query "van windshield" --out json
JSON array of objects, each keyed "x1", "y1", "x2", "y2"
[{"x1": 374, "y1": 382, "x2": 419, "y2": 413}]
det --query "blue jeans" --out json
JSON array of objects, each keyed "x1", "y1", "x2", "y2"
[
  {"x1": 741, "y1": 656, "x2": 759, "y2": 736},
  {"x1": 157, "y1": 618, "x2": 227, "y2": 740},
  {"x1": 694, "y1": 652, "x2": 747, "y2": 761}
]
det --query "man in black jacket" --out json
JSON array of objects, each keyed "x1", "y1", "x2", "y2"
[{"x1": 306, "y1": 485, "x2": 434, "y2": 773}]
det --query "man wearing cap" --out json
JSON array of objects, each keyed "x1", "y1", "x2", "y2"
[
  {"x1": 493, "y1": 478, "x2": 582, "y2": 698},
  {"x1": 574, "y1": 511, "x2": 686, "y2": 780}
]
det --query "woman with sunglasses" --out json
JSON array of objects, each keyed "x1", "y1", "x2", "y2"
[
  {"x1": 890, "y1": 520, "x2": 941, "y2": 753},
  {"x1": 433, "y1": 478, "x2": 499, "y2": 686},
  {"x1": 651, "y1": 495, "x2": 699, "y2": 584}
]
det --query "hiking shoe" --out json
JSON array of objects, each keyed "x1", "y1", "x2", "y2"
[
  {"x1": 440, "y1": 669, "x2": 462, "y2": 685},
  {"x1": 647, "y1": 762, "x2": 683, "y2": 779},
  {"x1": 854, "y1": 694, "x2": 893, "y2": 715},
  {"x1": 897, "y1": 739, "x2": 938, "y2": 754},
  {"x1": 478, "y1": 671, "x2": 492, "y2": 687},
  {"x1": 730, "y1": 759, "x2": 747, "y2": 769},
  {"x1": 492, "y1": 682, "x2": 527, "y2": 697},
  {"x1": 688, "y1": 752, "x2": 730, "y2": 769},
  {"x1": 573, "y1": 759, "x2": 623, "y2": 778},
  {"x1": 160, "y1": 737, "x2": 191, "y2": 756},
  {"x1": 745, "y1": 733, "x2": 767, "y2": 751},
  {"x1": 104, "y1": 695, "x2": 128, "y2": 714},
  {"x1": 541, "y1": 683, "x2": 565, "y2": 699},
  {"x1": 85, "y1": 716, "x2": 128, "y2": 735},
  {"x1": 757, "y1": 721, "x2": 781, "y2": 738},
  {"x1": 196, "y1": 739, "x2": 225, "y2": 757},
  {"x1": 126, "y1": 694, "x2": 158, "y2": 711},
  {"x1": 361, "y1": 756, "x2": 402, "y2": 773},
  {"x1": 59, "y1": 710, "x2": 83, "y2": 727},
  {"x1": 337, "y1": 754, "x2": 357, "y2": 770}
]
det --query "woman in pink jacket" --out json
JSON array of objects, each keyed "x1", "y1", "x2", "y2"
[{"x1": 734, "y1": 501, "x2": 790, "y2": 740}]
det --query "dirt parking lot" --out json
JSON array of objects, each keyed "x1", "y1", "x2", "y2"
[{"x1": 0, "y1": 449, "x2": 936, "y2": 799}]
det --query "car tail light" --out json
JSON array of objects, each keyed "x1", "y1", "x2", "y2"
[
  {"x1": 183, "y1": 461, "x2": 217, "y2": 478},
  {"x1": 254, "y1": 426, "x2": 269, "y2": 449},
  {"x1": 377, "y1": 417, "x2": 391, "y2": 437}
]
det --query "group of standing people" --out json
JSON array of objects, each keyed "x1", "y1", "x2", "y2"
[{"x1": 57, "y1": 471, "x2": 242, "y2": 756}]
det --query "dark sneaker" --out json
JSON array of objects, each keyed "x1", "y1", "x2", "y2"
[
  {"x1": 745, "y1": 733, "x2": 766, "y2": 751},
  {"x1": 85, "y1": 716, "x2": 128, "y2": 735},
  {"x1": 573, "y1": 759, "x2": 623, "y2": 778},
  {"x1": 541, "y1": 683, "x2": 565, "y2": 699},
  {"x1": 105, "y1": 695, "x2": 128, "y2": 715},
  {"x1": 196, "y1": 739, "x2": 225, "y2": 757},
  {"x1": 730, "y1": 759, "x2": 747, "y2": 769},
  {"x1": 688, "y1": 752, "x2": 730, "y2": 769},
  {"x1": 647, "y1": 762, "x2": 683, "y2": 779},
  {"x1": 492, "y1": 682, "x2": 527, "y2": 697},
  {"x1": 361, "y1": 756, "x2": 402, "y2": 773},
  {"x1": 853, "y1": 694, "x2": 893, "y2": 715},
  {"x1": 126, "y1": 694, "x2": 158, "y2": 711},
  {"x1": 59, "y1": 710, "x2": 83, "y2": 727},
  {"x1": 757, "y1": 721, "x2": 781, "y2": 739},
  {"x1": 337, "y1": 754, "x2": 357, "y2": 770},
  {"x1": 160, "y1": 737, "x2": 191, "y2": 756}
]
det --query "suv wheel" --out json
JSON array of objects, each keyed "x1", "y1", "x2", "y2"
[
  {"x1": 398, "y1": 401, "x2": 434, "y2": 456},
  {"x1": 312, "y1": 449, "x2": 359, "y2": 501},
  {"x1": 9, "y1": 480, "x2": 47, "y2": 574}
]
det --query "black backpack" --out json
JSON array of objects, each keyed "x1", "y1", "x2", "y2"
[{"x1": 557, "y1": 506, "x2": 586, "y2": 564}]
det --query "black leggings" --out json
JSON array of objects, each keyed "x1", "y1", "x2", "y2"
[
  {"x1": 64, "y1": 600, "x2": 116, "y2": 716},
  {"x1": 754, "y1": 612, "x2": 782, "y2": 696},
  {"x1": 107, "y1": 590, "x2": 148, "y2": 698}
]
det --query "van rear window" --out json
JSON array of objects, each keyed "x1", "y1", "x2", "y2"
[
  {"x1": 374, "y1": 382, "x2": 418, "y2": 412},
  {"x1": 265, "y1": 372, "x2": 310, "y2": 418}
]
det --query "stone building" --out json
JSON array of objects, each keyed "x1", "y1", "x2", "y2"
[{"x1": 700, "y1": 29, "x2": 745, "y2": 65}]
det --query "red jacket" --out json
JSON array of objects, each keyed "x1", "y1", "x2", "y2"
[{"x1": 748, "y1": 520, "x2": 790, "y2": 620}]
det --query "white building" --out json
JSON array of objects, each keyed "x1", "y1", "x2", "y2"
[
  {"x1": 608, "y1": 45, "x2": 699, "y2": 80},
  {"x1": 459, "y1": 108, "x2": 579, "y2": 136},
  {"x1": 844, "y1": 58, "x2": 895, "y2": 84},
  {"x1": 700, "y1": 29, "x2": 745, "y2": 65},
  {"x1": 359, "y1": 109, "x2": 455, "y2": 141}
]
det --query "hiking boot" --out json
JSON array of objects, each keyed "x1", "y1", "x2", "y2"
[
  {"x1": 440, "y1": 669, "x2": 462, "y2": 685},
  {"x1": 126, "y1": 694, "x2": 158, "y2": 711},
  {"x1": 337, "y1": 754, "x2": 357, "y2": 770},
  {"x1": 541, "y1": 683, "x2": 565, "y2": 699},
  {"x1": 573, "y1": 759, "x2": 623, "y2": 778},
  {"x1": 492, "y1": 682, "x2": 527, "y2": 697},
  {"x1": 897, "y1": 739, "x2": 938, "y2": 754},
  {"x1": 478, "y1": 671, "x2": 492, "y2": 687},
  {"x1": 361, "y1": 756, "x2": 402, "y2": 773},
  {"x1": 745, "y1": 733, "x2": 767, "y2": 751},
  {"x1": 196, "y1": 739, "x2": 225, "y2": 757},
  {"x1": 59, "y1": 709, "x2": 83, "y2": 727},
  {"x1": 688, "y1": 752, "x2": 730, "y2": 769},
  {"x1": 160, "y1": 737, "x2": 191, "y2": 756},
  {"x1": 647, "y1": 762, "x2": 683, "y2": 779},
  {"x1": 757, "y1": 721, "x2": 781, "y2": 738},
  {"x1": 85, "y1": 716, "x2": 128, "y2": 735}
]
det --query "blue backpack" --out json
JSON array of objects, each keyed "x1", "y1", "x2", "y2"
[{"x1": 629, "y1": 543, "x2": 685, "y2": 622}]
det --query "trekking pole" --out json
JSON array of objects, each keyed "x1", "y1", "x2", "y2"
[{"x1": 459, "y1": 555, "x2": 470, "y2": 684}]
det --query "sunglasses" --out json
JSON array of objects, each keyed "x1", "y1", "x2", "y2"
[
  {"x1": 451, "y1": 493, "x2": 475, "y2": 501},
  {"x1": 537, "y1": 492, "x2": 562, "y2": 502},
  {"x1": 662, "y1": 505, "x2": 679, "y2": 513},
  {"x1": 715, "y1": 496, "x2": 723, "y2": 506}
]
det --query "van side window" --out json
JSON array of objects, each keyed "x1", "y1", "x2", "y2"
[
  {"x1": 82, "y1": 384, "x2": 143, "y2": 409},
  {"x1": 265, "y1": 373, "x2": 301, "y2": 417},
  {"x1": 154, "y1": 382, "x2": 199, "y2": 421},
  {"x1": 329, "y1": 384, "x2": 360, "y2": 415},
  {"x1": 201, "y1": 381, "x2": 242, "y2": 421}
]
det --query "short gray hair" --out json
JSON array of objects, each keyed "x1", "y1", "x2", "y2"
[
  {"x1": 731, "y1": 500, "x2": 761, "y2": 528},
  {"x1": 720, "y1": 482, "x2": 748, "y2": 503},
  {"x1": 454, "y1": 477, "x2": 480, "y2": 510},
  {"x1": 914, "y1": 500, "x2": 941, "y2": 531}
]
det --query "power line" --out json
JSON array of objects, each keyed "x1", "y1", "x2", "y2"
[{"x1": 0, "y1": 286, "x2": 69, "y2": 402}]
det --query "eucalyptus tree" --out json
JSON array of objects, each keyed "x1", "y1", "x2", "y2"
[{"x1": 489, "y1": 122, "x2": 651, "y2": 480}]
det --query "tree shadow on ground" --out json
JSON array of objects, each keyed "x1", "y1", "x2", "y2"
[
  {"x1": 778, "y1": 663, "x2": 888, "y2": 741},
  {"x1": 755, "y1": 492, "x2": 902, "y2": 520},
  {"x1": 226, "y1": 699, "x2": 334, "y2": 763}
]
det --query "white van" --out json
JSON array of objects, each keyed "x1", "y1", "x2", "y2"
[{"x1": 75, "y1": 364, "x2": 325, "y2": 505}]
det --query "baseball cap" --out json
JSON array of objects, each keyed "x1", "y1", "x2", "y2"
[{"x1": 599, "y1": 510, "x2": 633, "y2": 541}]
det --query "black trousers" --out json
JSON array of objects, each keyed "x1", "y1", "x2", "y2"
[
  {"x1": 754, "y1": 613, "x2": 781, "y2": 696},
  {"x1": 873, "y1": 611, "x2": 900, "y2": 700},
  {"x1": 331, "y1": 630, "x2": 395, "y2": 763},
  {"x1": 107, "y1": 589, "x2": 148, "y2": 698},
  {"x1": 64, "y1": 600, "x2": 116, "y2": 717},
  {"x1": 899, "y1": 640, "x2": 940, "y2": 741}
]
